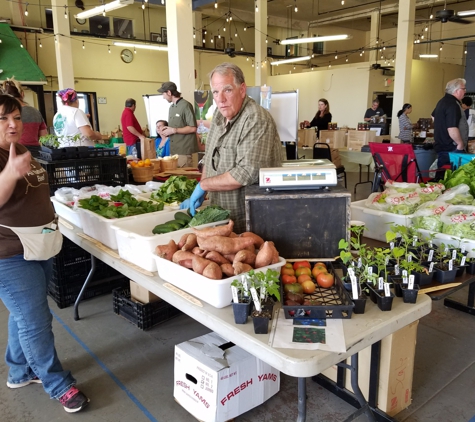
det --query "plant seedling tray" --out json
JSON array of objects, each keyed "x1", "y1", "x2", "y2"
[{"x1": 281, "y1": 262, "x2": 355, "y2": 319}]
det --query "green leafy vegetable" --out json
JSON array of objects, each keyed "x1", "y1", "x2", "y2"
[
  {"x1": 188, "y1": 205, "x2": 230, "y2": 227},
  {"x1": 150, "y1": 176, "x2": 198, "y2": 204}
]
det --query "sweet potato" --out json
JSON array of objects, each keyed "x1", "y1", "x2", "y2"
[
  {"x1": 255, "y1": 241, "x2": 274, "y2": 268},
  {"x1": 202, "y1": 262, "x2": 222, "y2": 280},
  {"x1": 240, "y1": 232, "x2": 265, "y2": 248},
  {"x1": 154, "y1": 239, "x2": 178, "y2": 261},
  {"x1": 192, "y1": 220, "x2": 234, "y2": 239},
  {"x1": 233, "y1": 250, "x2": 256, "y2": 266},
  {"x1": 233, "y1": 261, "x2": 253, "y2": 275},
  {"x1": 191, "y1": 246, "x2": 207, "y2": 257},
  {"x1": 172, "y1": 250, "x2": 195, "y2": 269},
  {"x1": 220, "y1": 263, "x2": 235, "y2": 277},
  {"x1": 192, "y1": 256, "x2": 213, "y2": 275},
  {"x1": 205, "y1": 251, "x2": 230, "y2": 265},
  {"x1": 229, "y1": 232, "x2": 238, "y2": 238},
  {"x1": 267, "y1": 241, "x2": 280, "y2": 264},
  {"x1": 177, "y1": 233, "x2": 192, "y2": 249},
  {"x1": 224, "y1": 253, "x2": 236, "y2": 262},
  {"x1": 197, "y1": 236, "x2": 255, "y2": 255},
  {"x1": 182, "y1": 233, "x2": 197, "y2": 251}
]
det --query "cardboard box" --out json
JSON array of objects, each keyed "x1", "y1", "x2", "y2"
[
  {"x1": 320, "y1": 130, "x2": 347, "y2": 148},
  {"x1": 331, "y1": 148, "x2": 342, "y2": 168},
  {"x1": 297, "y1": 129, "x2": 317, "y2": 147},
  {"x1": 174, "y1": 332, "x2": 280, "y2": 422},
  {"x1": 321, "y1": 320, "x2": 418, "y2": 416},
  {"x1": 129, "y1": 280, "x2": 160, "y2": 304},
  {"x1": 347, "y1": 130, "x2": 376, "y2": 151}
]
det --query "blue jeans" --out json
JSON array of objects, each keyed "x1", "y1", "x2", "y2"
[{"x1": 0, "y1": 255, "x2": 75, "y2": 398}]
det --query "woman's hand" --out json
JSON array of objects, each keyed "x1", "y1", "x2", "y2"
[{"x1": 5, "y1": 143, "x2": 31, "y2": 180}]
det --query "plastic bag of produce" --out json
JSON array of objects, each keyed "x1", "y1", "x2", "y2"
[
  {"x1": 384, "y1": 181, "x2": 421, "y2": 193},
  {"x1": 364, "y1": 192, "x2": 391, "y2": 211},
  {"x1": 440, "y1": 205, "x2": 475, "y2": 240},
  {"x1": 412, "y1": 201, "x2": 451, "y2": 232},
  {"x1": 415, "y1": 183, "x2": 445, "y2": 203},
  {"x1": 385, "y1": 191, "x2": 422, "y2": 215},
  {"x1": 54, "y1": 187, "x2": 81, "y2": 206},
  {"x1": 437, "y1": 184, "x2": 473, "y2": 205}
]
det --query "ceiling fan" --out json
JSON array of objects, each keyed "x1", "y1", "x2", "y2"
[{"x1": 415, "y1": 1, "x2": 475, "y2": 25}]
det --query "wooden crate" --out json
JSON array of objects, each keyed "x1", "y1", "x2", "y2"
[
  {"x1": 297, "y1": 129, "x2": 317, "y2": 147},
  {"x1": 319, "y1": 130, "x2": 347, "y2": 148},
  {"x1": 245, "y1": 185, "x2": 350, "y2": 259},
  {"x1": 347, "y1": 130, "x2": 376, "y2": 151}
]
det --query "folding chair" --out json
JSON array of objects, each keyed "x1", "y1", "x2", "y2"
[
  {"x1": 313, "y1": 143, "x2": 347, "y2": 188},
  {"x1": 369, "y1": 143, "x2": 423, "y2": 192}
]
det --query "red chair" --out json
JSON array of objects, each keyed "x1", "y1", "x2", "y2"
[{"x1": 369, "y1": 143, "x2": 424, "y2": 192}]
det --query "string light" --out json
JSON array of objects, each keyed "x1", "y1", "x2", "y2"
[
  {"x1": 108, "y1": 45, "x2": 111, "y2": 53},
  {"x1": 223, "y1": 26, "x2": 226, "y2": 32},
  {"x1": 430, "y1": 13, "x2": 434, "y2": 19},
  {"x1": 211, "y1": 37, "x2": 214, "y2": 43},
  {"x1": 142, "y1": 1, "x2": 145, "y2": 10},
  {"x1": 246, "y1": 57, "x2": 249, "y2": 61},
  {"x1": 39, "y1": 39, "x2": 42, "y2": 47},
  {"x1": 54, "y1": 35, "x2": 57, "y2": 43},
  {"x1": 334, "y1": 53, "x2": 338, "y2": 59},
  {"x1": 161, "y1": 0, "x2": 164, "y2": 3},
  {"x1": 204, "y1": 28, "x2": 207, "y2": 35},
  {"x1": 214, "y1": 0, "x2": 217, "y2": 8},
  {"x1": 255, "y1": 0, "x2": 258, "y2": 12},
  {"x1": 328, "y1": 63, "x2": 331, "y2": 68},
  {"x1": 218, "y1": 30, "x2": 221, "y2": 39},
  {"x1": 82, "y1": 40, "x2": 85, "y2": 49},
  {"x1": 240, "y1": 45, "x2": 243, "y2": 51},
  {"x1": 439, "y1": 43, "x2": 443, "y2": 51},
  {"x1": 24, "y1": 3, "x2": 28, "y2": 16},
  {"x1": 64, "y1": 5, "x2": 68, "y2": 18},
  {"x1": 345, "y1": 57, "x2": 348, "y2": 62},
  {"x1": 465, "y1": 49, "x2": 467, "y2": 54},
  {"x1": 134, "y1": 47, "x2": 136, "y2": 54},
  {"x1": 229, "y1": 15, "x2": 232, "y2": 21},
  {"x1": 102, "y1": 7, "x2": 106, "y2": 16},
  {"x1": 251, "y1": 60, "x2": 254, "y2": 67},
  {"x1": 266, "y1": 37, "x2": 268, "y2": 44},
  {"x1": 20, "y1": 42, "x2": 24, "y2": 48},
  {"x1": 424, "y1": 26, "x2": 428, "y2": 32},
  {"x1": 244, "y1": 26, "x2": 247, "y2": 31},
  {"x1": 234, "y1": 31, "x2": 237, "y2": 37},
  {"x1": 202, "y1": 37, "x2": 205, "y2": 44},
  {"x1": 294, "y1": 0, "x2": 298, "y2": 12},
  {"x1": 341, "y1": 0, "x2": 344, "y2": 4},
  {"x1": 193, "y1": 31, "x2": 196, "y2": 39}
]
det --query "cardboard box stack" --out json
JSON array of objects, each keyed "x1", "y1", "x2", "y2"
[
  {"x1": 174, "y1": 332, "x2": 280, "y2": 422},
  {"x1": 297, "y1": 129, "x2": 317, "y2": 148},
  {"x1": 347, "y1": 130, "x2": 376, "y2": 151},
  {"x1": 129, "y1": 280, "x2": 160, "y2": 303},
  {"x1": 320, "y1": 130, "x2": 347, "y2": 148}
]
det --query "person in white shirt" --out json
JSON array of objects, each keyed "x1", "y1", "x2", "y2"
[
  {"x1": 53, "y1": 89, "x2": 102, "y2": 146},
  {"x1": 462, "y1": 97, "x2": 475, "y2": 141}
]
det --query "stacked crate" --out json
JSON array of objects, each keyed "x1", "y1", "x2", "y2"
[{"x1": 48, "y1": 237, "x2": 128, "y2": 309}]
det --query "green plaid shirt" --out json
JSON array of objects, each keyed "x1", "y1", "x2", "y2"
[{"x1": 203, "y1": 96, "x2": 283, "y2": 233}]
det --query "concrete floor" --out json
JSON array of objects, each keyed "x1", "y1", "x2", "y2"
[{"x1": 1, "y1": 173, "x2": 474, "y2": 422}]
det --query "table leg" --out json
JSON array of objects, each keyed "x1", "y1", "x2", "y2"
[
  {"x1": 354, "y1": 164, "x2": 373, "y2": 193},
  {"x1": 297, "y1": 377, "x2": 307, "y2": 422},
  {"x1": 443, "y1": 280, "x2": 475, "y2": 315},
  {"x1": 73, "y1": 254, "x2": 97, "y2": 321}
]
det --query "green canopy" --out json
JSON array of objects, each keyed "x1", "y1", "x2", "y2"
[{"x1": 0, "y1": 23, "x2": 46, "y2": 84}]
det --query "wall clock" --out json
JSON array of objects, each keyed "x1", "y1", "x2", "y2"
[
  {"x1": 76, "y1": 18, "x2": 86, "y2": 25},
  {"x1": 120, "y1": 49, "x2": 134, "y2": 63}
]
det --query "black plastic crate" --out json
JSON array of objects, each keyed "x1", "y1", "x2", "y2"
[
  {"x1": 87, "y1": 148, "x2": 119, "y2": 158},
  {"x1": 112, "y1": 288, "x2": 182, "y2": 330},
  {"x1": 48, "y1": 276, "x2": 128, "y2": 309},
  {"x1": 37, "y1": 156, "x2": 127, "y2": 195},
  {"x1": 39, "y1": 146, "x2": 90, "y2": 161},
  {"x1": 52, "y1": 237, "x2": 118, "y2": 286}
]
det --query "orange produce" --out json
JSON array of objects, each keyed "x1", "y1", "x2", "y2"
[
  {"x1": 312, "y1": 264, "x2": 327, "y2": 279},
  {"x1": 297, "y1": 274, "x2": 312, "y2": 284},
  {"x1": 301, "y1": 280, "x2": 316, "y2": 294},
  {"x1": 281, "y1": 267, "x2": 295, "y2": 276},
  {"x1": 316, "y1": 272, "x2": 334, "y2": 288},
  {"x1": 293, "y1": 261, "x2": 311, "y2": 271},
  {"x1": 282, "y1": 274, "x2": 297, "y2": 285},
  {"x1": 283, "y1": 262, "x2": 293, "y2": 270},
  {"x1": 137, "y1": 161, "x2": 145, "y2": 167},
  {"x1": 295, "y1": 267, "x2": 311, "y2": 277}
]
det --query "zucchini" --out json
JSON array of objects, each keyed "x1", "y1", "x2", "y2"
[{"x1": 175, "y1": 211, "x2": 192, "y2": 223}]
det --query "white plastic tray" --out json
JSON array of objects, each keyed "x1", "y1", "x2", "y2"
[
  {"x1": 350, "y1": 200, "x2": 414, "y2": 242},
  {"x1": 153, "y1": 256, "x2": 286, "y2": 308},
  {"x1": 51, "y1": 197, "x2": 82, "y2": 228},
  {"x1": 111, "y1": 212, "x2": 229, "y2": 272},
  {"x1": 418, "y1": 229, "x2": 475, "y2": 258}
]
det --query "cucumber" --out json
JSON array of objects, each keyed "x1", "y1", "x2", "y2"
[
  {"x1": 175, "y1": 211, "x2": 192, "y2": 223},
  {"x1": 165, "y1": 221, "x2": 185, "y2": 231},
  {"x1": 152, "y1": 224, "x2": 174, "y2": 234}
]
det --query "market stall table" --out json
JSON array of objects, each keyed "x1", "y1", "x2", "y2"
[
  {"x1": 57, "y1": 221, "x2": 431, "y2": 422},
  {"x1": 339, "y1": 149, "x2": 374, "y2": 193}
]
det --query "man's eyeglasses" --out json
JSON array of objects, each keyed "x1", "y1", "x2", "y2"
[{"x1": 212, "y1": 147, "x2": 220, "y2": 171}]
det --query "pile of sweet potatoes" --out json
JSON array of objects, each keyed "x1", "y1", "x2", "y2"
[{"x1": 154, "y1": 220, "x2": 280, "y2": 280}]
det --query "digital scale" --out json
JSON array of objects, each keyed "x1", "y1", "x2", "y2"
[{"x1": 259, "y1": 159, "x2": 338, "y2": 190}]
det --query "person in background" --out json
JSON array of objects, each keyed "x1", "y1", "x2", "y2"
[
  {"x1": 431, "y1": 78, "x2": 468, "y2": 174},
  {"x1": 53, "y1": 88, "x2": 101, "y2": 147},
  {"x1": 1, "y1": 77, "x2": 47, "y2": 156},
  {"x1": 364, "y1": 99, "x2": 386, "y2": 122},
  {"x1": 0, "y1": 95, "x2": 89, "y2": 413},
  {"x1": 180, "y1": 63, "x2": 282, "y2": 233},
  {"x1": 462, "y1": 97, "x2": 475, "y2": 141},
  {"x1": 157, "y1": 82, "x2": 197, "y2": 168},
  {"x1": 155, "y1": 119, "x2": 170, "y2": 158},
  {"x1": 397, "y1": 103, "x2": 415, "y2": 143},
  {"x1": 120, "y1": 98, "x2": 146, "y2": 159},
  {"x1": 302, "y1": 98, "x2": 332, "y2": 139}
]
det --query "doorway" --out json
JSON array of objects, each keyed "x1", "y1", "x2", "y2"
[{"x1": 374, "y1": 92, "x2": 393, "y2": 135}]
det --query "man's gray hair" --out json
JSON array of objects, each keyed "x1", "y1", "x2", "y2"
[
  {"x1": 209, "y1": 63, "x2": 245, "y2": 87},
  {"x1": 445, "y1": 78, "x2": 466, "y2": 94}
]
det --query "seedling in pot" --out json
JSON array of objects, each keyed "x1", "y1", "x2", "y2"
[{"x1": 248, "y1": 269, "x2": 281, "y2": 317}]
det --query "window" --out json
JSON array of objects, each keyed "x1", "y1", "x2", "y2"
[
  {"x1": 45, "y1": 9, "x2": 53, "y2": 29},
  {"x1": 113, "y1": 18, "x2": 134, "y2": 39},
  {"x1": 89, "y1": 16, "x2": 110, "y2": 37},
  {"x1": 312, "y1": 34, "x2": 324, "y2": 55}
]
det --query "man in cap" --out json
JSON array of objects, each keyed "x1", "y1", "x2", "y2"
[
  {"x1": 180, "y1": 63, "x2": 283, "y2": 233},
  {"x1": 158, "y1": 82, "x2": 197, "y2": 167}
]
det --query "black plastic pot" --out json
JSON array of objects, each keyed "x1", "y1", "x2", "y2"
[
  {"x1": 456, "y1": 265, "x2": 467, "y2": 278},
  {"x1": 412, "y1": 267, "x2": 434, "y2": 286},
  {"x1": 376, "y1": 292, "x2": 394, "y2": 311},
  {"x1": 232, "y1": 301, "x2": 250, "y2": 324},
  {"x1": 391, "y1": 277, "x2": 403, "y2": 297},
  {"x1": 466, "y1": 260, "x2": 475, "y2": 275},
  {"x1": 401, "y1": 284, "x2": 420, "y2": 304},
  {"x1": 353, "y1": 296, "x2": 367, "y2": 314},
  {"x1": 262, "y1": 299, "x2": 275, "y2": 320},
  {"x1": 364, "y1": 282, "x2": 378, "y2": 304},
  {"x1": 252, "y1": 315, "x2": 270, "y2": 334},
  {"x1": 434, "y1": 266, "x2": 458, "y2": 284}
]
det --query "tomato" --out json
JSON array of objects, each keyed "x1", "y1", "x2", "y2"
[
  {"x1": 297, "y1": 274, "x2": 312, "y2": 284},
  {"x1": 281, "y1": 267, "x2": 295, "y2": 276},
  {"x1": 312, "y1": 264, "x2": 327, "y2": 279},
  {"x1": 316, "y1": 272, "x2": 335, "y2": 288},
  {"x1": 293, "y1": 261, "x2": 311, "y2": 271},
  {"x1": 284, "y1": 283, "x2": 303, "y2": 294},
  {"x1": 314, "y1": 262, "x2": 327, "y2": 269},
  {"x1": 295, "y1": 267, "x2": 311, "y2": 277},
  {"x1": 283, "y1": 262, "x2": 293, "y2": 269},
  {"x1": 282, "y1": 274, "x2": 297, "y2": 284},
  {"x1": 301, "y1": 280, "x2": 316, "y2": 294}
]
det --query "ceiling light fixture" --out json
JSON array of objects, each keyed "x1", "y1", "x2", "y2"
[
  {"x1": 76, "y1": 0, "x2": 133, "y2": 20},
  {"x1": 457, "y1": 10, "x2": 475, "y2": 17},
  {"x1": 113, "y1": 41, "x2": 168, "y2": 51},
  {"x1": 270, "y1": 55, "x2": 311, "y2": 65},
  {"x1": 419, "y1": 54, "x2": 438, "y2": 58},
  {"x1": 280, "y1": 34, "x2": 349, "y2": 45}
]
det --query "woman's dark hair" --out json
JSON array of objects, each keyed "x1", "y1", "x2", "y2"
[
  {"x1": 156, "y1": 119, "x2": 168, "y2": 126},
  {"x1": 0, "y1": 94, "x2": 22, "y2": 114},
  {"x1": 397, "y1": 103, "x2": 412, "y2": 118},
  {"x1": 462, "y1": 97, "x2": 473, "y2": 107},
  {"x1": 1, "y1": 78, "x2": 22, "y2": 99},
  {"x1": 316, "y1": 98, "x2": 330, "y2": 116}
]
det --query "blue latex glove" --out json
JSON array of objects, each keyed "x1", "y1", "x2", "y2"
[
  {"x1": 188, "y1": 183, "x2": 206, "y2": 216},
  {"x1": 179, "y1": 199, "x2": 190, "y2": 210}
]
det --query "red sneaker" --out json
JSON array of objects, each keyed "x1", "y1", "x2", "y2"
[{"x1": 58, "y1": 386, "x2": 90, "y2": 413}]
